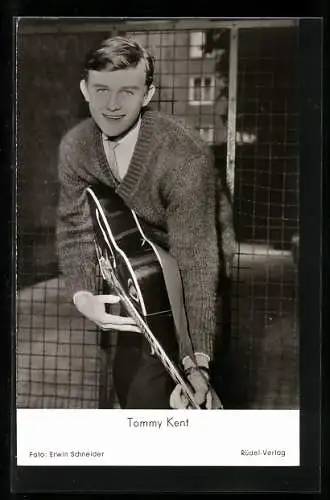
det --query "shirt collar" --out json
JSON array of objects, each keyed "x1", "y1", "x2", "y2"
[{"x1": 102, "y1": 116, "x2": 142, "y2": 148}]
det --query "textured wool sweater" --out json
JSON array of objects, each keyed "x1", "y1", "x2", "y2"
[{"x1": 57, "y1": 108, "x2": 229, "y2": 359}]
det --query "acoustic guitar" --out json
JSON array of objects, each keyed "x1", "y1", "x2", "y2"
[{"x1": 86, "y1": 185, "x2": 223, "y2": 410}]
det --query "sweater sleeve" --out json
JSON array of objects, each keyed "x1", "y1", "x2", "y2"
[
  {"x1": 56, "y1": 138, "x2": 98, "y2": 298},
  {"x1": 165, "y1": 152, "x2": 220, "y2": 361}
]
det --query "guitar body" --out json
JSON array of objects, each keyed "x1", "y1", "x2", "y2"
[
  {"x1": 86, "y1": 185, "x2": 177, "y2": 347},
  {"x1": 86, "y1": 185, "x2": 224, "y2": 410}
]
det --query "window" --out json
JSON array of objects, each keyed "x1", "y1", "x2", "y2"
[
  {"x1": 197, "y1": 126, "x2": 214, "y2": 144},
  {"x1": 189, "y1": 76, "x2": 215, "y2": 105},
  {"x1": 189, "y1": 31, "x2": 214, "y2": 59},
  {"x1": 236, "y1": 131, "x2": 257, "y2": 145}
]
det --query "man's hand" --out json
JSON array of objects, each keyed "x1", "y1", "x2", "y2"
[
  {"x1": 73, "y1": 291, "x2": 141, "y2": 332},
  {"x1": 170, "y1": 354, "x2": 222, "y2": 409}
]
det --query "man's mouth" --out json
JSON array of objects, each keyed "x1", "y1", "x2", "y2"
[{"x1": 103, "y1": 114, "x2": 125, "y2": 120}]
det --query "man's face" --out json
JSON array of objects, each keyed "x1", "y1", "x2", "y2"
[{"x1": 80, "y1": 60, "x2": 155, "y2": 138}]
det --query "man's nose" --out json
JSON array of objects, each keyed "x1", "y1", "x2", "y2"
[{"x1": 106, "y1": 92, "x2": 121, "y2": 110}]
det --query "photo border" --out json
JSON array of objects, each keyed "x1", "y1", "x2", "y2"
[{"x1": 3, "y1": 14, "x2": 324, "y2": 494}]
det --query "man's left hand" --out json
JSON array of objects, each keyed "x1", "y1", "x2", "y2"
[{"x1": 169, "y1": 354, "x2": 221, "y2": 409}]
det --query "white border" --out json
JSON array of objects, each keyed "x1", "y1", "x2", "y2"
[{"x1": 17, "y1": 409, "x2": 300, "y2": 467}]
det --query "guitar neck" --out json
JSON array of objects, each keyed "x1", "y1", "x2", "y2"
[{"x1": 99, "y1": 256, "x2": 201, "y2": 410}]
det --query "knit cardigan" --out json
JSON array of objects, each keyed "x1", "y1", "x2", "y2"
[{"x1": 56, "y1": 108, "x2": 228, "y2": 360}]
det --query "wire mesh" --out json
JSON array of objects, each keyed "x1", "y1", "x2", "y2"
[
  {"x1": 17, "y1": 278, "x2": 99, "y2": 408},
  {"x1": 16, "y1": 19, "x2": 299, "y2": 409},
  {"x1": 229, "y1": 27, "x2": 299, "y2": 408}
]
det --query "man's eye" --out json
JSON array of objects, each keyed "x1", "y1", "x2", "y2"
[
  {"x1": 124, "y1": 89, "x2": 134, "y2": 95},
  {"x1": 96, "y1": 88, "x2": 108, "y2": 93}
]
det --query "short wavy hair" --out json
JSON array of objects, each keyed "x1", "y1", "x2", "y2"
[{"x1": 82, "y1": 36, "x2": 155, "y2": 88}]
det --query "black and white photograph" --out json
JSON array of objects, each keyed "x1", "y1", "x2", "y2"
[{"x1": 14, "y1": 16, "x2": 314, "y2": 474}]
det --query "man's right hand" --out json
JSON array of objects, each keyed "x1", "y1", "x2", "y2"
[{"x1": 73, "y1": 291, "x2": 141, "y2": 332}]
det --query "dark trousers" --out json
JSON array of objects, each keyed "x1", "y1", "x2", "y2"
[{"x1": 112, "y1": 325, "x2": 179, "y2": 409}]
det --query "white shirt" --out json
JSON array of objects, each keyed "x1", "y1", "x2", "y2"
[{"x1": 102, "y1": 117, "x2": 141, "y2": 181}]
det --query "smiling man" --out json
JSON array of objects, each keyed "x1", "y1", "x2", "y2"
[
  {"x1": 56, "y1": 36, "x2": 233, "y2": 409},
  {"x1": 80, "y1": 62, "x2": 153, "y2": 139}
]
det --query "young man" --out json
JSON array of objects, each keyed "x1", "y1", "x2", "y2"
[{"x1": 57, "y1": 36, "x2": 233, "y2": 409}]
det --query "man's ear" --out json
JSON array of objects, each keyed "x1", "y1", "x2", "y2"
[
  {"x1": 142, "y1": 84, "x2": 156, "y2": 107},
  {"x1": 80, "y1": 79, "x2": 90, "y2": 103}
]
